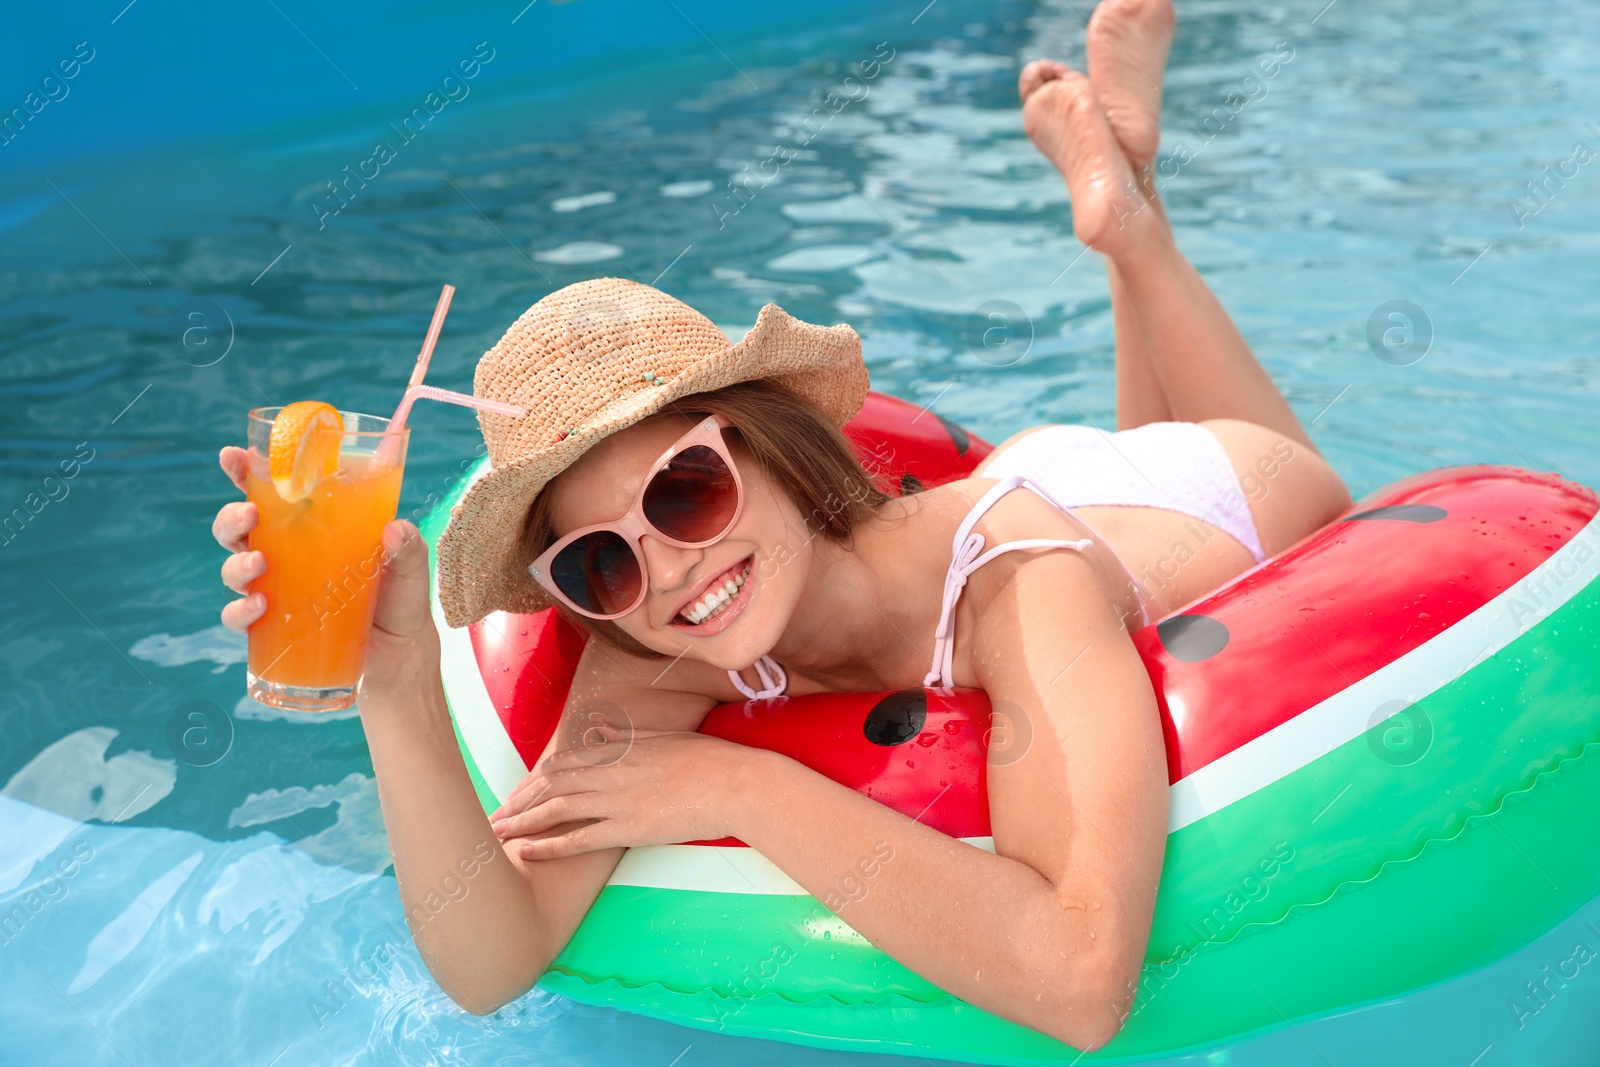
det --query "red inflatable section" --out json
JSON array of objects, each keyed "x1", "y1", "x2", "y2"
[
  {"x1": 1139, "y1": 465, "x2": 1596, "y2": 779},
  {"x1": 464, "y1": 392, "x2": 1599, "y2": 842},
  {"x1": 840, "y1": 390, "x2": 994, "y2": 495}
]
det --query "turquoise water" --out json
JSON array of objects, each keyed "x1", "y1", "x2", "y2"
[{"x1": 4, "y1": 0, "x2": 1600, "y2": 1063}]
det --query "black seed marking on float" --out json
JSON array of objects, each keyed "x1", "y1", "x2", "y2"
[
  {"x1": 863, "y1": 689, "x2": 928, "y2": 746},
  {"x1": 1345, "y1": 504, "x2": 1448, "y2": 523},
  {"x1": 899, "y1": 473, "x2": 924, "y2": 495},
  {"x1": 934, "y1": 413, "x2": 970, "y2": 457},
  {"x1": 1157, "y1": 614, "x2": 1231, "y2": 662}
]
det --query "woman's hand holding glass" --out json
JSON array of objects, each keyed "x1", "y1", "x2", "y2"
[{"x1": 212, "y1": 446, "x2": 440, "y2": 708}]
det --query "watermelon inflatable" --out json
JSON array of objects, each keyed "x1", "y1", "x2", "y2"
[{"x1": 417, "y1": 391, "x2": 1600, "y2": 1063}]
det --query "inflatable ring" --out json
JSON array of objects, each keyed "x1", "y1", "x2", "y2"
[{"x1": 419, "y1": 392, "x2": 1600, "y2": 1062}]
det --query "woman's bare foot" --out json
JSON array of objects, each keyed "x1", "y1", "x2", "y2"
[
  {"x1": 1019, "y1": 58, "x2": 1073, "y2": 104},
  {"x1": 1085, "y1": 0, "x2": 1174, "y2": 174},
  {"x1": 1020, "y1": 68, "x2": 1155, "y2": 255}
]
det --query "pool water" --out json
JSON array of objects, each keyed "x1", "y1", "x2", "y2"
[{"x1": 4, "y1": 0, "x2": 1600, "y2": 1063}]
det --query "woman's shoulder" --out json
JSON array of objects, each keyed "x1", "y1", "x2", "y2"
[
  {"x1": 933, "y1": 476, "x2": 1131, "y2": 615},
  {"x1": 867, "y1": 475, "x2": 1106, "y2": 595},
  {"x1": 909, "y1": 474, "x2": 1086, "y2": 542},
  {"x1": 865, "y1": 476, "x2": 1098, "y2": 565}
]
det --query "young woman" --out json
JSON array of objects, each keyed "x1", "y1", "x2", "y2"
[{"x1": 213, "y1": 0, "x2": 1349, "y2": 1050}]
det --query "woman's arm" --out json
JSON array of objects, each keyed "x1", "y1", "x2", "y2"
[
  {"x1": 359, "y1": 633, "x2": 555, "y2": 1014},
  {"x1": 496, "y1": 535, "x2": 1166, "y2": 1050},
  {"x1": 725, "y1": 546, "x2": 1164, "y2": 1051},
  {"x1": 212, "y1": 460, "x2": 562, "y2": 1011},
  {"x1": 352, "y1": 520, "x2": 574, "y2": 1013},
  {"x1": 354, "y1": 521, "x2": 715, "y2": 1014}
]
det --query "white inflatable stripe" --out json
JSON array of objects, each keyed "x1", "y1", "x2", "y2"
[
  {"x1": 1167, "y1": 510, "x2": 1600, "y2": 832},
  {"x1": 432, "y1": 460, "x2": 530, "y2": 804},
  {"x1": 610, "y1": 837, "x2": 996, "y2": 894},
  {"x1": 434, "y1": 594, "x2": 530, "y2": 802}
]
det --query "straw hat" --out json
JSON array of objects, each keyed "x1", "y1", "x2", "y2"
[{"x1": 434, "y1": 277, "x2": 869, "y2": 628}]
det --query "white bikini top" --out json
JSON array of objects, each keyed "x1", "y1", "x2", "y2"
[{"x1": 727, "y1": 475, "x2": 1096, "y2": 698}]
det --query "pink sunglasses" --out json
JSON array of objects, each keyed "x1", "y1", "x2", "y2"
[{"x1": 528, "y1": 414, "x2": 744, "y2": 619}]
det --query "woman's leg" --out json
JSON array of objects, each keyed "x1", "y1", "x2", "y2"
[
  {"x1": 1028, "y1": 0, "x2": 1177, "y2": 431},
  {"x1": 1105, "y1": 261, "x2": 1171, "y2": 430},
  {"x1": 1104, "y1": 204, "x2": 1319, "y2": 452},
  {"x1": 1022, "y1": 0, "x2": 1320, "y2": 453},
  {"x1": 1086, "y1": 0, "x2": 1176, "y2": 431},
  {"x1": 1020, "y1": 13, "x2": 1351, "y2": 558},
  {"x1": 1025, "y1": 50, "x2": 1173, "y2": 431}
]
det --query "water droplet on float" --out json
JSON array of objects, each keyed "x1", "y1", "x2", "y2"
[
  {"x1": 906, "y1": 759, "x2": 915, "y2": 769},
  {"x1": 823, "y1": 930, "x2": 831, "y2": 941},
  {"x1": 1419, "y1": 612, "x2": 1431, "y2": 621}
]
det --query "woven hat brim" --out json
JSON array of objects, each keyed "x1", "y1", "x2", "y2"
[{"x1": 435, "y1": 304, "x2": 867, "y2": 629}]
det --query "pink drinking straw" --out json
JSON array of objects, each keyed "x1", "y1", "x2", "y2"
[
  {"x1": 408, "y1": 284, "x2": 455, "y2": 391},
  {"x1": 375, "y1": 385, "x2": 526, "y2": 469},
  {"x1": 373, "y1": 282, "x2": 454, "y2": 470},
  {"x1": 373, "y1": 283, "x2": 525, "y2": 468}
]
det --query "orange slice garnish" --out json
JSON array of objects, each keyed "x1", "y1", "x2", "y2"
[{"x1": 269, "y1": 401, "x2": 344, "y2": 501}]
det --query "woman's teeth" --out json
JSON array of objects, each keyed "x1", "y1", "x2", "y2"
[{"x1": 681, "y1": 565, "x2": 747, "y2": 625}]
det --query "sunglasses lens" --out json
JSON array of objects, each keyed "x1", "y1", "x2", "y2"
[
  {"x1": 643, "y1": 443, "x2": 738, "y2": 543},
  {"x1": 549, "y1": 530, "x2": 641, "y2": 616}
]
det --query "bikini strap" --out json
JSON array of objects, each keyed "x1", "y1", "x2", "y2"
[
  {"x1": 728, "y1": 654, "x2": 788, "y2": 700},
  {"x1": 924, "y1": 475, "x2": 1094, "y2": 689},
  {"x1": 727, "y1": 476, "x2": 1091, "y2": 698}
]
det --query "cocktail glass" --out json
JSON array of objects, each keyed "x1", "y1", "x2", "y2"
[{"x1": 244, "y1": 408, "x2": 408, "y2": 712}]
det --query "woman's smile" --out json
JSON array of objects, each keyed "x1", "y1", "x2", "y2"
[{"x1": 666, "y1": 554, "x2": 755, "y2": 634}]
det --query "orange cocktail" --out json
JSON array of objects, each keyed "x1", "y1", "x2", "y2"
[{"x1": 245, "y1": 405, "x2": 408, "y2": 712}]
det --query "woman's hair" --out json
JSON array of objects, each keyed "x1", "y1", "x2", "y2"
[{"x1": 521, "y1": 380, "x2": 894, "y2": 658}]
